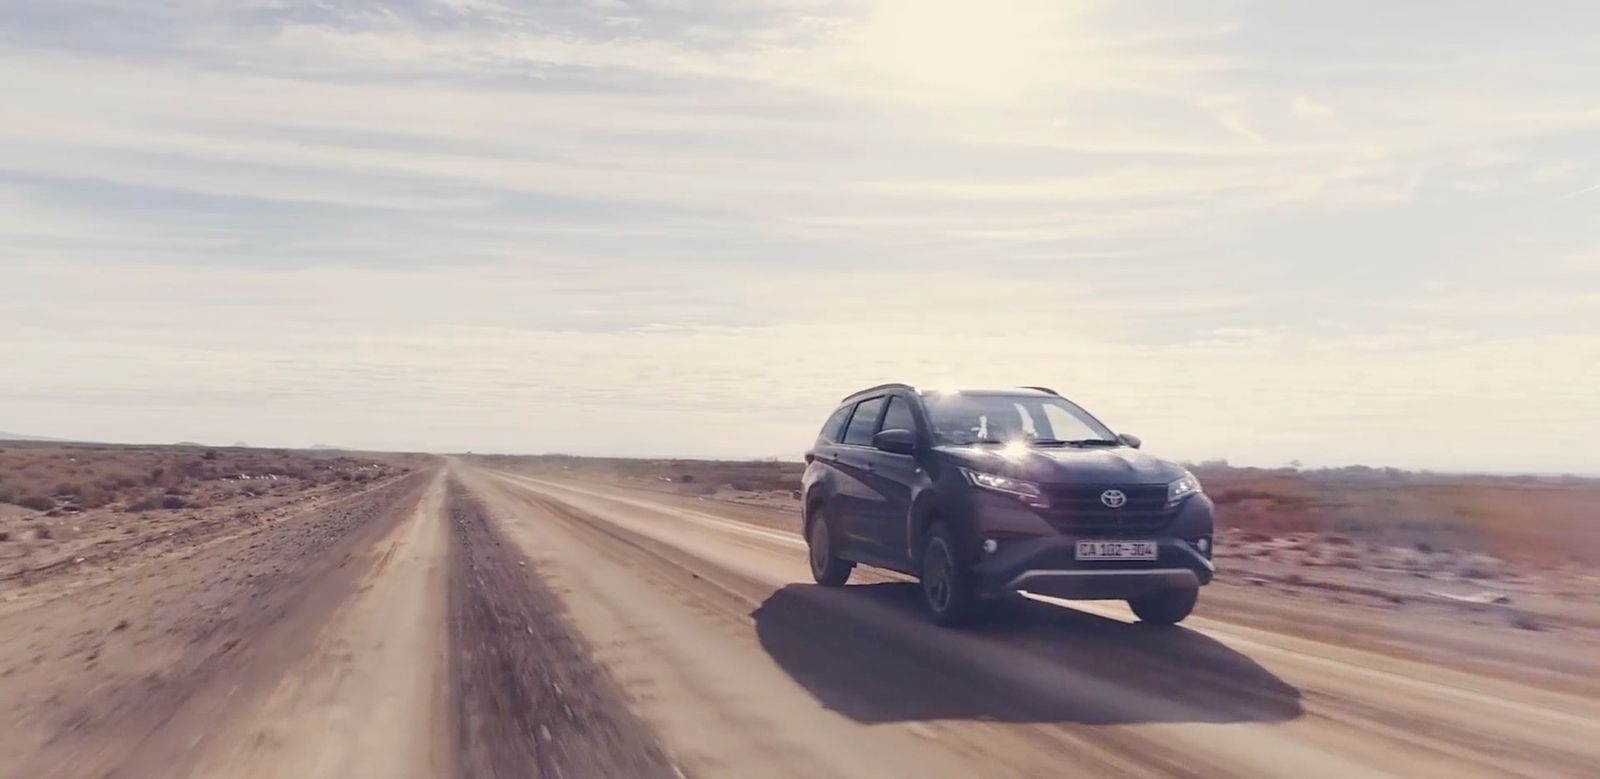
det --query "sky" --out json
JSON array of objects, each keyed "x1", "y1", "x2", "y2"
[{"x1": 1, "y1": 1, "x2": 1597, "y2": 473}]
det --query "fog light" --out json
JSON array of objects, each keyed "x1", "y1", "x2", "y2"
[
  {"x1": 982, "y1": 538, "x2": 999, "y2": 554},
  {"x1": 1196, "y1": 537, "x2": 1210, "y2": 554}
]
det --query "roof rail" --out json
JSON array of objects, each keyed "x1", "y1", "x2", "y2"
[
  {"x1": 1018, "y1": 385, "x2": 1060, "y2": 396},
  {"x1": 841, "y1": 382, "x2": 916, "y2": 401}
]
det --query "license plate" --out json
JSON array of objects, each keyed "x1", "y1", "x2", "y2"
[{"x1": 1075, "y1": 540, "x2": 1158, "y2": 560}]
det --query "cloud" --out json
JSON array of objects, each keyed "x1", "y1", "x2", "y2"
[
  {"x1": 1290, "y1": 96, "x2": 1334, "y2": 120},
  {"x1": 1, "y1": 0, "x2": 1598, "y2": 471},
  {"x1": 1215, "y1": 110, "x2": 1267, "y2": 144},
  {"x1": 1559, "y1": 182, "x2": 1600, "y2": 200}
]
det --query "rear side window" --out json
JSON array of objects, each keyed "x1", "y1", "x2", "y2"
[
  {"x1": 880, "y1": 396, "x2": 915, "y2": 433},
  {"x1": 818, "y1": 405, "x2": 852, "y2": 443},
  {"x1": 842, "y1": 396, "x2": 885, "y2": 445}
]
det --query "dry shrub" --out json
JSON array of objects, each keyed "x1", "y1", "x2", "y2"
[
  {"x1": 75, "y1": 487, "x2": 112, "y2": 509},
  {"x1": 1, "y1": 443, "x2": 404, "y2": 518},
  {"x1": 1215, "y1": 496, "x2": 1328, "y2": 535},
  {"x1": 126, "y1": 496, "x2": 161, "y2": 512},
  {"x1": 1211, "y1": 486, "x2": 1317, "y2": 507},
  {"x1": 17, "y1": 495, "x2": 56, "y2": 511}
]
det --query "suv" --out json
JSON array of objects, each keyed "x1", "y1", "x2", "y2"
[{"x1": 801, "y1": 384, "x2": 1214, "y2": 626}]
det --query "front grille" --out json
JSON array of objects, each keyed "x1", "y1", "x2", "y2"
[{"x1": 1040, "y1": 484, "x2": 1174, "y2": 536}]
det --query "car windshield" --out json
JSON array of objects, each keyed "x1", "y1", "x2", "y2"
[{"x1": 921, "y1": 392, "x2": 1117, "y2": 446}]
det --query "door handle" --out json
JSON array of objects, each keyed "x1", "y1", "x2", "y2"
[{"x1": 864, "y1": 463, "x2": 875, "y2": 472}]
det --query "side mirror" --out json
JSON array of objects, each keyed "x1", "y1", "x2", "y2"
[
  {"x1": 872, "y1": 428, "x2": 917, "y2": 455},
  {"x1": 1117, "y1": 433, "x2": 1142, "y2": 449}
]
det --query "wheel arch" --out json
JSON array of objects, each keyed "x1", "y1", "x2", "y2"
[
  {"x1": 906, "y1": 491, "x2": 945, "y2": 569},
  {"x1": 802, "y1": 481, "x2": 831, "y2": 536}
]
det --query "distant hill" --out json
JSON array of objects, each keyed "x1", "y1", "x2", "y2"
[
  {"x1": 0, "y1": 431, "x2": 71, "y2": 443},
  {"x1": 308, "y1": 444, "x2": 344, "y2": 451}
]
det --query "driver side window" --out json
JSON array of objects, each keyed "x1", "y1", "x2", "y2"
[
  {"x1": 880, "y1": 396, "x2": 916, "y2": 435},
  {"x1": 842, "y1": 396, "x2": 885, "y2": 446}
]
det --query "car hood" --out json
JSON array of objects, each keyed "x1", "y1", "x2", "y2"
[{"x1": 934, "y1": 444, "x2": 1185, "y2": 486}]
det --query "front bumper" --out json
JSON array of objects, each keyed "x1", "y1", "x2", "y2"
[{"x1": 970, "y1": 537, "x2": 1214, "y2": 600}]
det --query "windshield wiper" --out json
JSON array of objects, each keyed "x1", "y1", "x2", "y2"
[
  {"x1": 1027, "y1": 438, "x2": 1121, "y2": 446},
  {"x1": 954, "y1": 438, "x2": 1121, "y2": 447},
  {"x1": 962, "y1": 438, "x2": 1121, "y2": 447}
]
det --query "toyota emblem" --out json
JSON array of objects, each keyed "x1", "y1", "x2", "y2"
[{"x1": 1100, "y1": 489, "x2": 1128, "y2": 509}]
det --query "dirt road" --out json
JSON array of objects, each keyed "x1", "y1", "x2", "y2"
[{"x1": 3, "y1": 459, "x2": 1595, "y2": 778}]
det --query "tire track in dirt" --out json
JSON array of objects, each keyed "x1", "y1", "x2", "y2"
[
  {"x1": 181, "y1": 472, "x2": 451, "y2": 779},
  {"x1": 445, "y1": 476, "x2": 679, "y2": 779}
]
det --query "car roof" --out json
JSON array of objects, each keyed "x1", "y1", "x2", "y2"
[
  {"x1": 839, "y1": 384, "x2": 1058, "y2": 402},
  {"x1": 920, "y1": 387, "x2": 1057, "y2": 398}
]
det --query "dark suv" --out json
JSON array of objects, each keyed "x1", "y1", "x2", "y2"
[{"x1": 801, "y1": 384, "x2": 1214, "y2": 626}]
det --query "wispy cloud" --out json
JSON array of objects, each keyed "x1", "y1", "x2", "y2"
[
  {"x1": 1559, "y1": 182, "x2": 1600, "y2": 200},
  {"x1": 1, "y1": 0, "x2": 1597, "y2": 471},
  {"x1": 1290, "y1": 96, "x2": 1334, "y2": 120}
]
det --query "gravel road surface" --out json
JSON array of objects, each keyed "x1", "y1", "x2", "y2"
[{"x1": 3, "y1": 458, "x2": 1594, "y2": 778}]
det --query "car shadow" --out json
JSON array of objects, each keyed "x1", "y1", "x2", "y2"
[{"x1": 752, "y1": 582, "x2": 1303, "y2": 726}]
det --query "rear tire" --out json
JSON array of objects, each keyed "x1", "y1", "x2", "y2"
[
  {"x1": 807, "y1": 505, "x2": 853, "y2": 587},
  {"x1": 919, "y1": 523, "x2": 979, "y2": 627},
  {"x1": 1128, "y1": 587, "x2": 1198, "y2": 625}
]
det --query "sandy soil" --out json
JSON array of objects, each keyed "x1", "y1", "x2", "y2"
[
  {"x1": 0, "y1": 442, "x2": 417, "y2": 583},
  {"x1": 2, "y1": 457, "x2": 1595, "y2": 778},
  {"x1": 0, "y1": 469, "x2": 435, "y2": 779}
]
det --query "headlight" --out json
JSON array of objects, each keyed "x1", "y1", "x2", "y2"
[
  {"x1": 1167, "y1": 471, "x2": 1202, "y2": 503},
  {"x1": 960, "y1": 467, "x2": 1046, "y2": 507}
]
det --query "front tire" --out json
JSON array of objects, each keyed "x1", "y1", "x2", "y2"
[
  {"x1": 1128, "y1": 587, "x2": 1198, "y2": 625},
  {"x1": 807, "y1": 505, "x2": 853, "y2": 586},
  {"x1": 919, "y1": 523, "x2": 979, "y2": 627}
]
